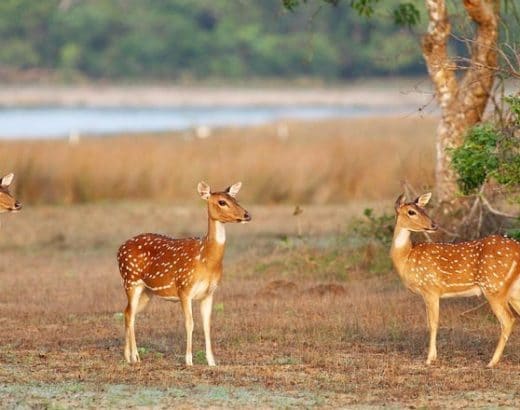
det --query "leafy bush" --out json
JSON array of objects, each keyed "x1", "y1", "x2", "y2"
[
  {"x1": 451, "y1": 124, "x2": 500, "y2": 194},
  {"x1": 451, "y1": 95, "x2": 520, "y2": 195},
  {"x1": 351, "y1": 208, "x2": 395, "y2": 247}
]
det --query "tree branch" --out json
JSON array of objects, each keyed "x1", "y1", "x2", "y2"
[
  {"x1": 480, "y1": 194, "x2": 519, "y2": 218},
  {"x1": 459, "y1": 0, "x2": 499, "y2": 123},
  {"x1": 421, "y1": 0, "x2": 458, "y2": 111}
]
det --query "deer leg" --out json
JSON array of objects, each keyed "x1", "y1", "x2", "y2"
[
  {"x1": 137, "y1": 289, "x2": 152, "y2": 313},
  {"x1": 487, "y1": 297, "x2": 515, "y2": 367},
  {"x1": 181, "y1": 297, "x2": 194, "y2": 366},
  {"x1": 200, "y1": 293, "x2": 216, "y2": 366},
  {"x1": 423, "y1": 293, "x2": 439, "y2": 365},
  {"x1": 124, "y1": 284, "x2": 145, "y2": 364},
  {"x1": 509, "y1": 298, "x2": 520, "y2": 316}
]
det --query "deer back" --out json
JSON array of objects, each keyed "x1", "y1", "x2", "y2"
[
  {"x1": 406, "y1": 235, "x2": 520, "y2": 297},
  {"x1": 118, "y1": 233, "x2": 218, "y2": 299}
]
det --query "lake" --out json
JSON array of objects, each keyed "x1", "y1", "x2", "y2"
[{"x1": 0, "y1": 105, "x2": 418, "y2": 139}]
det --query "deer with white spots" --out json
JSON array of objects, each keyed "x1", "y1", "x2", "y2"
[
  {"x1": 392, "y1": 193, "x2": 520, "y2": 367},
  {"x1": 117, "y1": 181, "x2": 251, "y2": 366}
]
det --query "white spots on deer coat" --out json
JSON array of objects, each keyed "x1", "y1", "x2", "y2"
[{"x1": 396, "y1": 233, "x2": 520, "y2": 297}]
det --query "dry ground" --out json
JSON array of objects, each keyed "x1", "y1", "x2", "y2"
[{"x1": 1, "y1": 202, "x2": 520, "y2": 408}]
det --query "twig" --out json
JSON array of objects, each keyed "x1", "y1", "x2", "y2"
[
  {"x1": 460, "y1": 301, "x2": 487, "y2": 317},
  {"x1": 477, "y1": 202, "x2": 484, "y2": 237},
  {"x1": 460, "y1": 195, "x2": 481, "y2": 227},
  {"x1": 480, "y1": 195, "x2": 518, "y2": 219},
  {"x1": 436, "y1": 225, "x2": 460, "y2": 239}
]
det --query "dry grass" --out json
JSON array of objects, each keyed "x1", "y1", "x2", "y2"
[
  {"x1": 1, "y1": 202, "x2": 520, "y2": 408},
  {"x1": 0, "y1": 116, "x2": 436, "y2": 205}
]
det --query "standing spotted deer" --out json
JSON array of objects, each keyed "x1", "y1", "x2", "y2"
[
  {"x1": 117, "y1": 181, "x2": 251, "y2": 366},
  {"x1": 392, "y1": 193, "x2": 520, "y2": 367},
  {"x1": 0, "y1": 173, "x2": 21, "y2": 213}
]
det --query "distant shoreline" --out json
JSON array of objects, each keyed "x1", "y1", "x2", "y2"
[{"x1": 0, "y1": 82, "x2": 436, "y2": 108}]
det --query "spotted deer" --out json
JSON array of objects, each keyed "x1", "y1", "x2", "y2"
[
  {"x1": 0, "y1": 173, "x2": 21, "y2": 213},
  {"x1": 392, "y1": 193, "x2": 520, "y2": 367},
  {"x1": 117, "y1": 181, "x2": 251, "y2": 366}
]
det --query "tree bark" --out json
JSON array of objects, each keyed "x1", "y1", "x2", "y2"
[{"x1": 422, "y1": 0, "x2": 499, "y2": 207}]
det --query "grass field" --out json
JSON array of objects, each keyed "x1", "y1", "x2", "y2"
[
  {"x1": 1, "y1": 116, "x2": 436, "y2": 205},
  {"x1": 0, "y1": 115, "x2": 518, "y2": 408},
  {"x1": 1, "y1": 200, "x2": 520, "y2": 408}
]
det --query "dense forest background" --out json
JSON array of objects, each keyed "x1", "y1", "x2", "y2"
[
  {"x1": 0, "y1": 0, "x2": 428, "y2": 81},
  {"x1": 0, "y1": 0, "x2": 518, "y2": 82}
]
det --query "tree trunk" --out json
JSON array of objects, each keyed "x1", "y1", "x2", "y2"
[{"x1": 422, "y1": 0, "x2": 499, "y2": 209}]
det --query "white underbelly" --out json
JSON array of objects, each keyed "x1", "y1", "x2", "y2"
[
  {"x1": 442, "y1": 286, "x2": 482, "y2": 299},
  {"x1": 190, "y1": 280, "x2": 218, "y2": 300},
  {"x1": 158, "y1": 295, "x2": 180, "y2": 302}
]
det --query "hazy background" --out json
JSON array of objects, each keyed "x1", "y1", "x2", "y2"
[
  {"x1": 1, "y1": 0, "x2": 426, "y2": 81},
  {"x1": 0, "y1": 0, "x2": 442, "y2": 205}
]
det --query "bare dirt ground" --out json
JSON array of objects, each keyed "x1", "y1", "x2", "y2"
[{"x1": 1, "y1": 202, "x2": 520, "y2": 408}]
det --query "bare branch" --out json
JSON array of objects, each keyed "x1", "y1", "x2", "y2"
[{"x1": 480, "y1": 194, "x2": 519, "y2": 218}]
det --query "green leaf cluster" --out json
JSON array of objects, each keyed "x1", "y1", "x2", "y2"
[{"x1": 451, "y1": 96, "x2": 520, "y2": 195}]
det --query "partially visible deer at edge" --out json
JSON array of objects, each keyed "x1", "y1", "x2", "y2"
[
  {"x1": 0, "y1": 173, "x2": 21, "y2": 213},
  {"x1": 117, "y1": 181, "x2": 251, "y2": 366},
  {"x1": 391, "y1": 193, "x2": 520, "y2": 367}
]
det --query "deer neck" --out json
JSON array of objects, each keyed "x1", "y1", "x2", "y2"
[
  {"x1": 202, "y1": 216, "x2": 226, "y2": 268},
  {"x1": 390, "y1": 225, "x2": 413, "y2": 275}
]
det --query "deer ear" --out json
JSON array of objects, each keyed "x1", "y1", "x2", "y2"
[
  {"x1": 197, "y1": 181, "x2": 211, "y2": 200},
  {"x1": 0, "y1": 173, "x2": 14, "y2": 188},
  {"x1": 226, "y1": 181, "x2": 242, "y2": 197},
  {"x1": 394, "y1": 193, "x2": 406, "y2": 211},
  {"x1": 414, "y1": 192, "x2": 432, "y2": 208}
]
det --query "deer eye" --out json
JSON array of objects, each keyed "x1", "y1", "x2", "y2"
[
  {"x1": 408, "y1": 209, "x2": 416, "y2": 216},
  {"x1": 218, "y1": 200, "x2": 228, "y2": 207}
]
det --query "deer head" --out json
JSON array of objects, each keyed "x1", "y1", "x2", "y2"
[
  {"x1": 0, "y1": 173, "x2": 21, "y2": 213},
  {"x1": 197, "y1": 181, "x2": 251, "y2": 223},
  {"x1": 394, "y1": 192, "x2": 437, "y2": 233}
]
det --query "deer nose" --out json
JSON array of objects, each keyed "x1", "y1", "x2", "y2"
[
  {"x1": 244, "y1": 211, "x2": 252, "y2": 221},
  {"x1": 13, "y1": 201, "x2": 22, "y2": 210},
  {"x1": 430, "y1": 222, "x2": 438, "y2": 231}
]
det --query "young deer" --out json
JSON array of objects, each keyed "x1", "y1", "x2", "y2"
[
  {"x1": 0, "y1": 173, "x2": 22, "y2": 213},
  {"x1": 117, "y1": 181, "x2": 251, "y2": 366},
  {"x1": 392, "y1": 193, "x2": 520, "y2": 367}
]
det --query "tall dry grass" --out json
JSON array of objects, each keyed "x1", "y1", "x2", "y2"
[{"x1": 0, "y1": 116, "x2": 436, "y2": 204}]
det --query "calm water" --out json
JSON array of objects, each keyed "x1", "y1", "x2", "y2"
[{"x1": 0, "y1": 105, "x2": 412, "y2": 139}]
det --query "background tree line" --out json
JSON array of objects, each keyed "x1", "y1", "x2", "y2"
[{"x1": 0, "y1": 0, "x2": 437, "y2": 81}]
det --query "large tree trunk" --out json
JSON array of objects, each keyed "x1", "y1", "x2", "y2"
[{"x1": 422, "y1": 0, "x2": 499, "y2": 209}]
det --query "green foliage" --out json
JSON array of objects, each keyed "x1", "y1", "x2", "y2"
[
  {"x1": 1, "y1": 0, "x2": 516, "y2": 81},
  {"x1": 350, "y1": 0, "x2": 381, "y2": 18},
  {"x1": 393, "y1": 2, "x2": 420, "y2": 27},
  {"x1": 451, "y1": 95, "x2": 520, "y2": 195},
  {"x1": 506, "y1": 228, "x2": 520, "y2": 241},
  {"x1": 0, "y1": 0, "x2": 425, "y2": 80},
  {"x1": 451, "y1": 124, "x2": 501, "y2": 195},
  {"x1": 285, "y1": 0, "x2": 420, "y2": 27},
  {"x1": 351, "y1": 208, "x2": 395, "y2": 247},
  {"x1": 193, "y1": 350, "x2": 207, "y2": 365},
  {"x1": 505, "y1": 95, "x2": 520, "y2": 126},
  {"x1": 283, "y1": 0, "x2": 339, "y2": 11}
]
